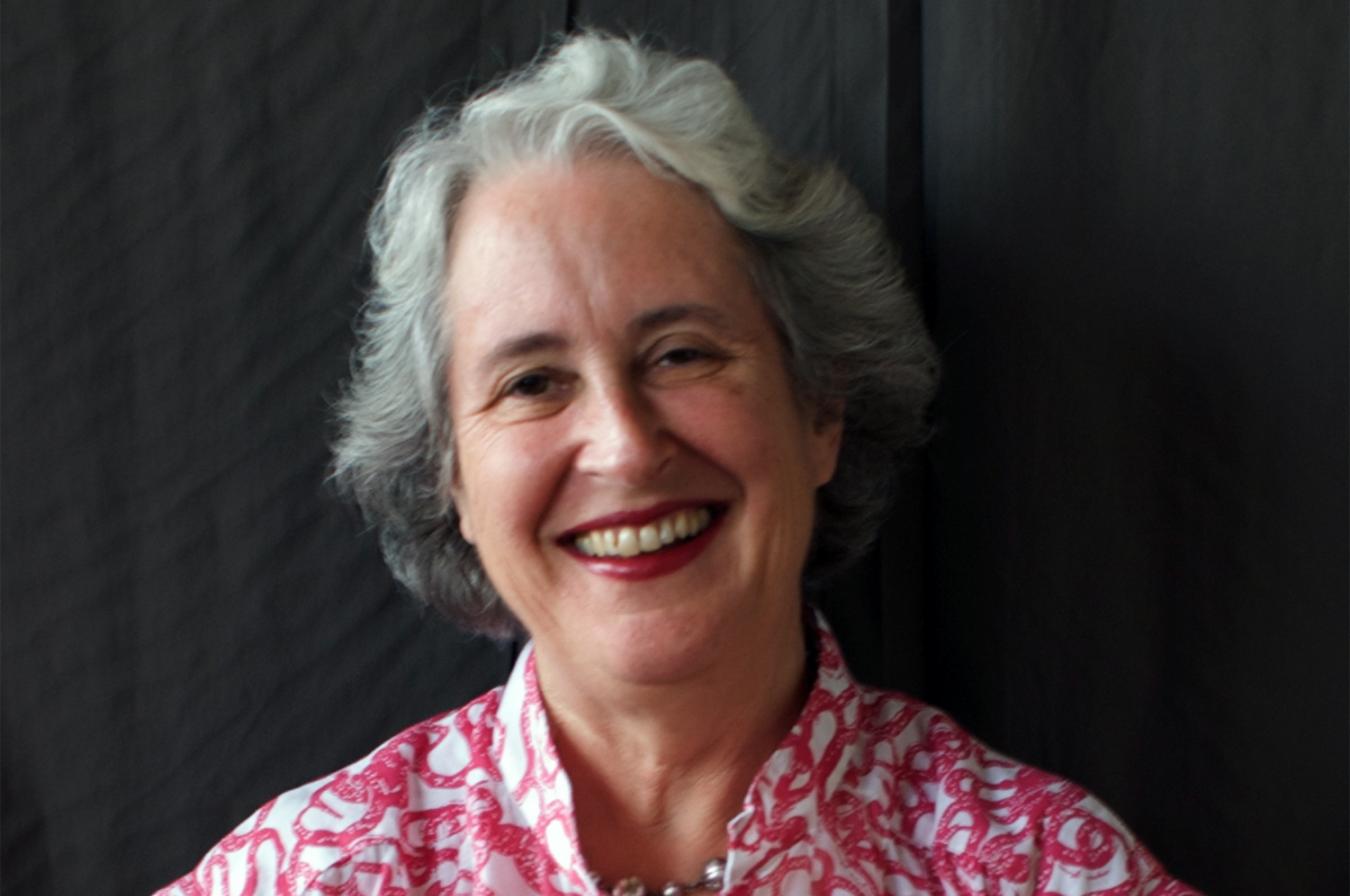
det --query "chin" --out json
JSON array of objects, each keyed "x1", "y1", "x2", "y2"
[{"x1": 600, "y1": 606, "x2": 729, "y2": 685}]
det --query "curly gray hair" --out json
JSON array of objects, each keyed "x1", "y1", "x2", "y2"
[{"x1": 332, "y1": 32, "x2": 938, "y2": 638}]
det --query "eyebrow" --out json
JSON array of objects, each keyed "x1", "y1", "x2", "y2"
[
  {"x1": 628, "y1": 303, "x2": 735, "y2": 336},
  {"x1": 477, "y1": 331, "x2": 569, "y2": 376}
]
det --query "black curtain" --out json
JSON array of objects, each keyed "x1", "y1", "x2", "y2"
[
  {"x1": 920, "y1": 3, "x2": 1347, "y2": 890},
  {"x1": 3, "y1": 2, "x2": 1344, "y2": 894}
]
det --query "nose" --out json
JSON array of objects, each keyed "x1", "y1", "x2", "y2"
[{"x1": 574, "y1": 381, "x2": 674, "y2": 484}]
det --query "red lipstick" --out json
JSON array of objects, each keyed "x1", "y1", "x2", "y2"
[
  {"x1": 558, "y1": 500, "x2": 714, "y2": 540},
  {"x1": 559, "y1": 503, "x2": 725, "y2": 581}
]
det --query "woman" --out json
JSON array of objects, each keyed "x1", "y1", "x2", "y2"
[{"x1": 159, "y1": 33, "x2": 1194, "y2": 895}]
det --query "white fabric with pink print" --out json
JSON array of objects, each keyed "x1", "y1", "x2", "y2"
[{"x1": 157, "y1": 615, "x2": 1195, "y2": 895}]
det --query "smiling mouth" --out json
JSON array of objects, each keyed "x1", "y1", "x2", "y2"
[{"x1": 572, "y1": 506, "x2": 716, "y2": 558}]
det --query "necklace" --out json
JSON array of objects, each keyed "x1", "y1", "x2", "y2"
[{"x1": 593, "y1": 857, "x2": 726, "y2": 896}]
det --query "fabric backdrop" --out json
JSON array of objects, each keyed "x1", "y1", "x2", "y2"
[{"x1": 3, "y1": 2, "x2": 1345, "y2": 894}]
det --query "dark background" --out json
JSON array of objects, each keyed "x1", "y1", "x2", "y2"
[{"x1": 3, "y1": 2, "x2": 1345, "y2": 894}]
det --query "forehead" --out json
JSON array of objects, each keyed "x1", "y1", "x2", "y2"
[{"x1": 442, "y1": 157, "x2": 761, "y2": 336}]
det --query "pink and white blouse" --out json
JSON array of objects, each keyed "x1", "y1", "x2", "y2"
[{"x1": 158, "y1": 618, "x2": 1196, "y2": 895}]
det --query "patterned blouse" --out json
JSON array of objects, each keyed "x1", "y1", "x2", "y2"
[{"x1": 157, "y1": 616, "x2": 1196, "y2": 895}]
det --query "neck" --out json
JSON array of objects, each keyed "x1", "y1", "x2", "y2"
[{"x1": 534, "y1": 611, "x2": 809, "y2": 887}]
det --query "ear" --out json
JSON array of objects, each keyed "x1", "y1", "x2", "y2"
[
  {"x1": 455, "y1": 505, "x2": 476, "y2": 545},
  {"x1": 809, "y1": 401, "x2": 844, "y2": 487},
  {"x1": 449, "y1": 469, "x2": 476, "y2": 545}
]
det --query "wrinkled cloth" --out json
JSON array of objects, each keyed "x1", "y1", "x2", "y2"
[{"x1": 157, "y1": 617, "x2": 1196, "y2": 895}]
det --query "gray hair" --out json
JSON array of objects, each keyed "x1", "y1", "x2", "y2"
[{"x1": 332, "y1": 32, "x2": 938, "y2": 638}]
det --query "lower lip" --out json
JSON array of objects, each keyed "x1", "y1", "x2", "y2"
[{"x1": 566, "y1": 513, "x2": 724, "y2": 580}]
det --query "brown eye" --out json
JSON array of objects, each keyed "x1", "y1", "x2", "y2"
[
  {"x1": 657, "y1": 346, "x2": 709, "y2": 366},
  {"x1": 644, "y1": 338, "x2": 730, "y2": 385},
  {"x1": 506, "y1": 372, "x2": 553, "y2": 397}
]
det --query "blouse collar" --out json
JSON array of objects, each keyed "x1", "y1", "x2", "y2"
[{"x1": 493, "y1": 608, "x2": 862, "y2": 886}]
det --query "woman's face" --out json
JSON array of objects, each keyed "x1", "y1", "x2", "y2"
[{"x1": 444, "y1": 157, "x2": 841, "y2": 687}]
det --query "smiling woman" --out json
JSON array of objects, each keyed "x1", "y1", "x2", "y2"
[
  {"x1": 155, "y1": 31, "x2": 1197, "y2": 896},
  {"x1": 445, "y1": 158, "x2": 837, "y2": 698},
  {"x1": 326, "y1": 37, "x2": 937, "y2": 648}
]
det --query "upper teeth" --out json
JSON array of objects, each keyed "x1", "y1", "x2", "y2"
[{"x1": 574, "y1": 507, "x2": 713, "y2": 558}]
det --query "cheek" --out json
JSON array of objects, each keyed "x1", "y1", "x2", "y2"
[
  {"x1": 455, "y1": 422, "x2": 567, "y2": 547},
  {"x1": 670, "y1": 386, "x2": 805, "y2": 481}
]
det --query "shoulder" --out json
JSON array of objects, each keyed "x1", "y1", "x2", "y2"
[
  {"x1": 154, "y1": 686, "x2": 506, "y2": 896},
  {"x1": 845, "y1": 685, "x2": 1197, "y2": 895}
]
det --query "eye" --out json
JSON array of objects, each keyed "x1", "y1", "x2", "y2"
[
  {"x1": 506, "y1": 371, "x2": 554, "y2": 397},
  {"x1": 656, "y1": 346, "x2": 711, "y2": 366},
  {"x1": 485, "y1": 368, "x2": 574, "y2": 421},
  {"x1": 644, "y1": 336, "x2": 731, "y2": 384},
  {"x1": 499, "y1": 368, "x2": 577, "y2": 406}
]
